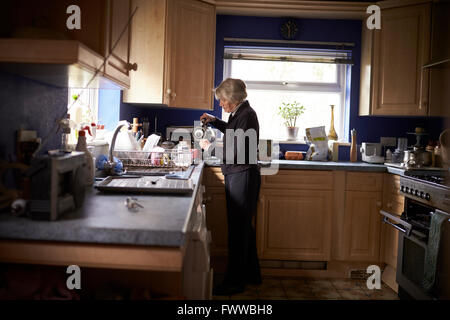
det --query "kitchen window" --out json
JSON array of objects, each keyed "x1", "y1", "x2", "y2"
[
  {"x1": 223, "y1": 46, "x2": 351, "y2": 142},
  {"x1": 67, "y1": 88, "x2": 99, "y2": 144}
]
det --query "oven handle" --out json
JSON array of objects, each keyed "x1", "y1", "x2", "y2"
[{"x1": 380, "y1": 210, "x2": 412, "y2": 236}]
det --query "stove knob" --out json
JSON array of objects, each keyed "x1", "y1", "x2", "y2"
[
  {"x1": 405, "y1": 187, "x2": 409, "y2": 193},
  {"x1": 420, "y1": 191, "x2": 425, "y2": 199},
  {"x1": 410, "y1": 188, "x2": 415, "y2": 195},
  {"x1": 425, "y1": 193, "x2": 431, "y2": 201},
  {"x1": 400, "y1": 186, "x2": 405, "y2": 192},
  {"x1": 415, "y1": 190, "x2": 420, "y2": 197}
]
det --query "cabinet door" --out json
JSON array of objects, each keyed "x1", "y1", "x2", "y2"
[
  {"x1": 164, "y1": 0, "x2": 215, "y2": 109},
  {"x1": 204, "y1": 187, "x2": 228, "y2": 256},
  {"x1": 344, "y1": 191, "x2": 382, "y2": 262},
  {"x1": 257, "y1": 189, "x2": 332, "y2": 261},
  {"x1": 371, "y1": 3, "x2": 431, "y2": 116},
  {"x1": 381, "y1": 174, "x2": 404, "y2": 267},
  {"x1": 104, "y1": 0, "x2": 132, "y2": 87}
]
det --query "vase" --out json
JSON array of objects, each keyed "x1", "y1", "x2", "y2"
[
  {"x1": 327, "y1": 104, "x2": 338, "y2": 141},
  {"x1": 286, "y1": 127, "x2": 299, "y2": 141}
]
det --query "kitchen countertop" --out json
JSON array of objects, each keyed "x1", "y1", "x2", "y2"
[
  {"x1": 0, "y1": 162, "x2": 205, "y2": 248},
  {"x1": 206, "y1": 158, "x2": 405, "y2": 173},
  {"x1": 0, "y1": 160, "x2": 409, "y2": 248}
]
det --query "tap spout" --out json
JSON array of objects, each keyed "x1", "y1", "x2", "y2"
[{"x1": 109, "y1": 120, "x2": 132, "y2": 163}]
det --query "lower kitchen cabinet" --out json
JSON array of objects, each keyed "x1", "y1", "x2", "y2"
[
  {"x1": 203, "y1": 187, "x2": 228, "y2": 256},
  {"x1": 256, "y1": 189, "x2": 332, "y2": 261},
  {"x1": 380, "y1": 174, "x2": 404, "y2": 292},
  {"x1": 343, "y1": 191, "x2": 382, "y2": 262}
]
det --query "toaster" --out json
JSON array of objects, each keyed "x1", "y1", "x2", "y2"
[{"x1": 360, "y1": 142, "x2": 385, "y2": 164}]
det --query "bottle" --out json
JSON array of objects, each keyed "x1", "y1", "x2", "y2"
[
  {"x1": 385, "y1": 149, "x2": 393, "y2": 163},
  {"x1": 350, "y1": 129, "x2": 357, "y2": 162},
  {"x1": 61, "y1": 114, "x2": 71, "y2": 152},
  {"x1": 327, "y1": 105, "x2": 338, "y2": 141},
  {"x1": 76, "y1": 130, "x2": 95, "y2": 186},
  {"x1": 90, "y1": 122, "x2": 97, "y2": 141}
]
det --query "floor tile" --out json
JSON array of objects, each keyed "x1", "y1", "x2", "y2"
[
  {"x1": 362, "y1": 287, "x2": 399, "y2": 300},
  {"x1": 331, "y1": 279, "x2": 366, "y2": 290},
  {"x1": 303, "y1": 279, "x2": 335, "y2": 290},
  {"x1": 280, "y1": 278, "x2": 307, "y2": 288},
  {"x1": 285, "y1": 286, "x2": 316, "y2": 300},
  {"x1": 257, "y1": 286, "x2": 286, "y2": 299},
  {"x1": 336, "y1": 289, "x2": 370, "y2": 300},
  {"x1": 311, "y1": 287, "x2": 342, "y2": 300}
]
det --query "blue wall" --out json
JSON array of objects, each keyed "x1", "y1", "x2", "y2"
[
  {"x1": 0, "y1": 71, "x2": 68, "y2": 161},
  {"x1": 118, "y1": 14, "x2": 444, "y2": 147}
]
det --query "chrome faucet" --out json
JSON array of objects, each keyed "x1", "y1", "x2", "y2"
[{"x1": 105, "y1": 120, "x2": 131, "y2": 174}]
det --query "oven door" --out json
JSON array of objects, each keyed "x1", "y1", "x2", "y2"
[
  {"x1": 396, "y1": 228, "x2": 432, "y2": 300},
  {"x1": 380, "y1": 209, "x2": 432, "y2": 299}
]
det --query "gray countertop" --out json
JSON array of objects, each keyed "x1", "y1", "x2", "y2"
[
  {"x1": 0, "y1": 163, "x2": 205, "y2": 248},
  {"x1": 206, "y1": 158, "x2": 402, "y2": 173},
  {"x1": 0, "y1": 160, "x2": 408, "y2": 248}
]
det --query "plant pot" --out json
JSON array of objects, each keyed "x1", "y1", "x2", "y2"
[{"x1": 286, "y1": 127, "x2": 299, "y2": 141}]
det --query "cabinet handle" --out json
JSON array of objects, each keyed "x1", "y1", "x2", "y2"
[
  {"x1": 376, "y1": 201, "x2": 382, "y2": 208},
  {"x1": 126, "y1": 62, "x2": 138, "y2": 71},
  {"x1": 165, "y1": 89, "x2": 173, "y2": 101}
]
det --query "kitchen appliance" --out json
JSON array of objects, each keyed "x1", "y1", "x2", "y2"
[
  {"x1": 360, "y1": 142, "x2": 384, "y2": 163},
  {"x1": 380, "y1": 169, "x2": 450, "y2": 299},
  {"x1": 401, "y1": 132, "x2": 433, "y2": 169},
  {"x1": 28, "y1": 151, "x2": 86, "y2": 220},
  {"x1": 392, "y1": 138, "x2": 408, "y2": 163}
]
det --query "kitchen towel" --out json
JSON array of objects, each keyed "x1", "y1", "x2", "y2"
[{"x1": 423, "y1": 209, "x2": 450, "y2": 291}]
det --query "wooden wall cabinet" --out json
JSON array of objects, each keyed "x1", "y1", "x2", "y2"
[
  {"x1": 5, "y1": 0, "x2": 134, "y2": 89},
  {"x1": 123, "y1": 0, "x2": 216, "y2": 109},
  {"x1": 360, "y1": 1, "x2": 432, "y2": 116}
]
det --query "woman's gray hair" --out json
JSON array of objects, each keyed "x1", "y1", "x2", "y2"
[{"x1": 214, "y1": 78, "x2": 247, "y2": 104}]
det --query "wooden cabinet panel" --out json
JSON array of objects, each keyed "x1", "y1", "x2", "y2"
[
  {"x1": 262, "y1": 170, "x2": 333, "y2": 190},
  {"x1": 346, "y1": 172, "x2": 383, "y2": 192},
  {"x1": 257, "y1": 189, "x2": 332, "y2": 261},
  {"x1": 164, "y1": 0, "x2": 215, "y2": 109},
  {"x1": 205, "y1": 167, "x2": 225, "y2": 187},
  {"x1": 360, "y1": 2, "x2": 434, "y2": 116},
  {"x1": 344, "y1": 191, "x2": 382, "y2": 262},
  {"x1": 124, "y1": 0, "x2": 166, "y2": 103},
  {"x1": 123, "y1": 0, "x2": 215, "y2": 109},
  {"x1": 371, "y1": 3, "x2": 431, "y2": 116},
  {"x1": 104, "y1": 0, "x2": 132, "y2": 86},
  {"x1": 381, "y1": 174, "x2": 405, "y2": 268},
  {"x1": 204, "y1": 187, "x2": 228, "y2": 256}
]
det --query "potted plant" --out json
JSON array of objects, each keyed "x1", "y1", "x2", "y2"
[{"x1": 277, "y1": 101, "x2": 305, "y2": 141}]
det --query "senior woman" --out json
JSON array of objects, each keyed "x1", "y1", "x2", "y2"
[{"x1": 200, "y1": 78, "x2": 261, "y2": 295}]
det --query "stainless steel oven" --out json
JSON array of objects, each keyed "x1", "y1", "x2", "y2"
[{"x1": 380, "y1": 171, "x2": 450, "y2": 300}]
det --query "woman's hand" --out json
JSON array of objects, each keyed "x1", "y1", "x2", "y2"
[
  {"x1": 200, "y1": 113, "x2": 216, "y2": 124},
  {"x1": 199, "y1": 139, "x2": 212, "y2": 151}
]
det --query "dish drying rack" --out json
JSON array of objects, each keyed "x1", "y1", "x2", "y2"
[{"x1": 113, "y1": 149, "x2": 193, "y2": 169}]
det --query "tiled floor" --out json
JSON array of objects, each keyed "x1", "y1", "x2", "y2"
[{"x1": 213, "y1": 276, "x2": 399, "y2": 300}]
